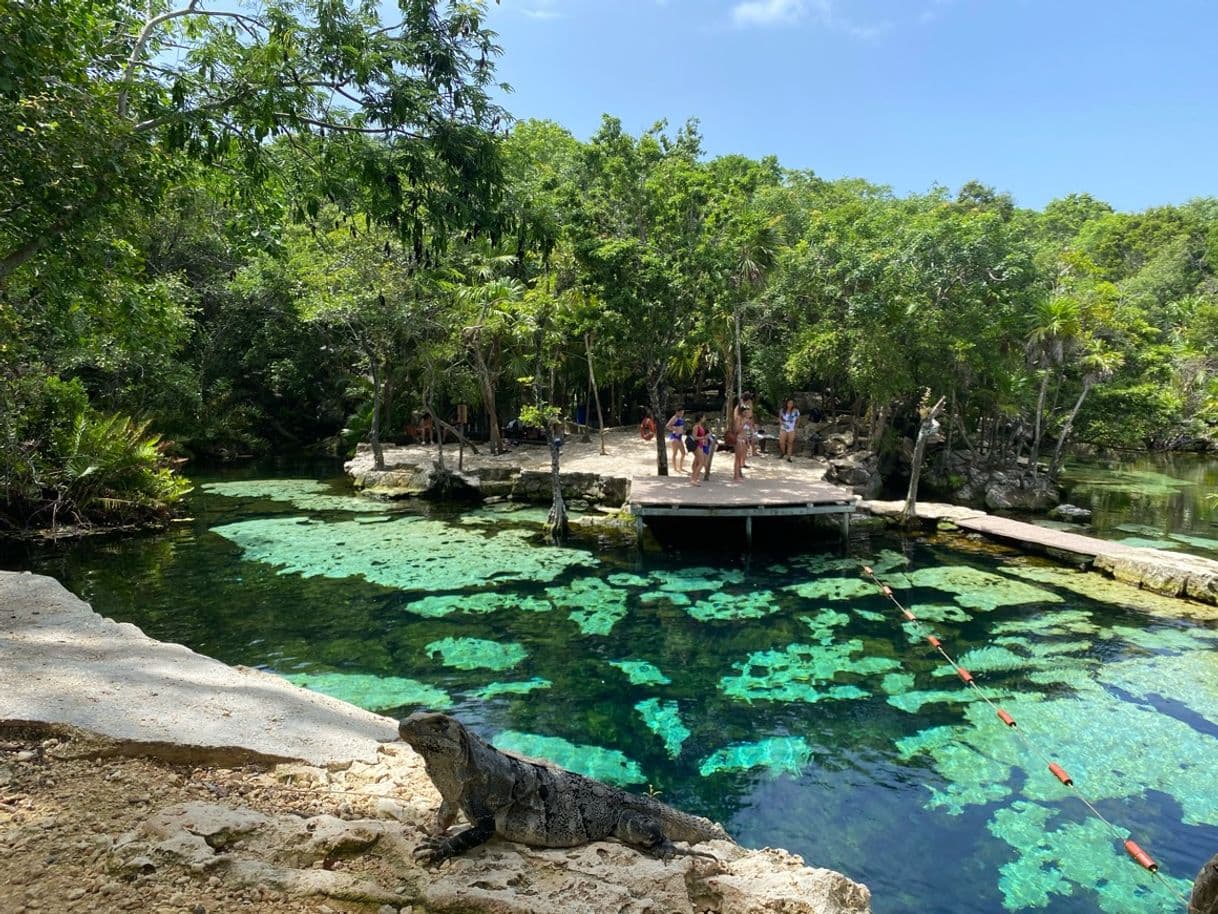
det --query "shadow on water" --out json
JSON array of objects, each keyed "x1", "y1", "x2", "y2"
[{"x1": 4, "y1": 460, "x2": 1218, "y2": 914}]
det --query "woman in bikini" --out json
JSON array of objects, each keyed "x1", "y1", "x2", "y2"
[
  {"x1": 665, "y1": 407, "x2": 687, "y2": 473},
  {"x1": 732, "y1": 394, "x2": 753, "y2": 481},
  {"x1": 689, "y1": 413, "x2": 710, "y2": 486}
]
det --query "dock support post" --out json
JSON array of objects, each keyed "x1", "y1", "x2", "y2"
[
  {"x1": 745, "y1": 515, "x2": 753, "y2": 549},
  {"x1": 841, "y1": 511, "x2": 850, "y2": 542},
  {"x1": 635, "y1": 513, "x2": 644, "y2": 548}
]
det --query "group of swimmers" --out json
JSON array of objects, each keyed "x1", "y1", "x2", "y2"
[{"x1": 647, "y1": 395, "x2": 803, "y2": 486}]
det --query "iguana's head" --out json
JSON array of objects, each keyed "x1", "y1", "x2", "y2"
[{"x1": 398, "y1": 711, "x2": 469, "y2": 761}]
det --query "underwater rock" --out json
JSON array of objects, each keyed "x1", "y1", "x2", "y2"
[
  {"x1": 546, "y1": 577, "x2": 630, "y2": 635},
  {"x1": 403, "y1": 591, "x2": 554, "y2": 618},
  {"x1": 283, "y1": 670, "x2": 452, "y2": 713},
  {"x1": 720, "y1": 640, "x2": 900, "y2": 704},
  {"x1": 686, "y1": 589, "x2": 779, "y2": 622},
  {"x1": 698, "y1": 736, "x2": 813, "y2": 777},
  {"x1": 491, "y1": 731, "x2": 646, "y2": 786},
  {"x1": 469, "y1": 678, "x2": 552, "y2": 700},
  {"x1": 425, "y1": 637, "x2": 527, "y2": 672},
  {"x1": 200, "y1": 479, "x2": 391, "y2": 513},
  {"x1": 635, "y1": 698, "x2": 690, "y2": 758},
  {"x1": 209, "y1": 514, "x2": 596, "y2": 594},
  {"x1": 609, "y1": 659, "x2": 672, "y2": 686}
]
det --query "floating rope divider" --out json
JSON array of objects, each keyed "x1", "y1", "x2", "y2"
[{"x1": 859, "y1": 564, "x2": 1190, "y2": 907}]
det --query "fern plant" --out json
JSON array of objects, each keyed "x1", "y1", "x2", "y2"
[{"x1": 50, "y1": 411, "x2": 191, "y2": 527}]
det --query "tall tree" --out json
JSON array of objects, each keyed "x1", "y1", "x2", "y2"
[{"x1": 568, "y1": 117, "x2": 711, "y2": 475}]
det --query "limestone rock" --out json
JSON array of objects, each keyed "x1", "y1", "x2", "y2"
[
  {"x1": 983, "y1": 479, "x2": 1058, "y2": 511},
  {"x1": 707, "y1": 847, "x2": 872, "y2": 914},
  {"x1": 1049, "y1": 503, "x2": 1092, "y2": 522},
  {"x1": 825, "y1": 452, "x2": 881, "y2": 498},
  {"x1": 274, "y1": 814, "x2": 387, "y2": 867}
]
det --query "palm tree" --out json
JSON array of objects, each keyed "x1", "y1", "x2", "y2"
[
  {"x1": 1048, "y1": 344, "x2": 1123, "y2": 478},
  {"x1": 725, "y1": 213, "x2": 783, "y2": 415},
  {"x1": 1026, "y1": 295, "x2": 1082, "y2": 477}
]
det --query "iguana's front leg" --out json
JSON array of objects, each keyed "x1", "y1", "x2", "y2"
[
  {"x1": 615, "y1": 813, "x2": 676, "y2": 860},
  {"x1": 414, "y1": 816, "x2": 495, "y2": 867},
  {"x1": 431, "y1": 797, "x2": 458, "y2": 836}
]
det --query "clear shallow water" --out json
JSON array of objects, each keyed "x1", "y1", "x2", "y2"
[
  {"x1": 5, "y1": 463, "x2": 1218, "y2": 914},
  {"x1": 1057, "y1": 453, "x2": 1218, "y2": 558}
]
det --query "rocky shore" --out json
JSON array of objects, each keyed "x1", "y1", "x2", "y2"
[{"x1": 0, "y1": 571, "x2": 873, "y2": 914}]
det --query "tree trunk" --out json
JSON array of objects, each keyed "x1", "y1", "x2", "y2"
[
  {"x1": 900, "y1": 396, "x2": 946, "y2": 522},
  {"x1": 470, "y1": 342, "x2": 502, "y2": 455},
  {"x1": 1029, "y1": 367, "x2": 1052, "y2": 478},
  {"x1": 648, "y1": 382, "x2": 669, "y2": 476},
  {"x1": 580, "y1": 371, "x2": 592, "y2": 443},
  {"x1": 546, "y1": 421, "x2": 568, "y2": 541},
  {"x1": 586, "y1": 334, "x2": 607, "y2": 455},
  {"x1": 734, "y1": 308, "x2": 743, "y2": 406},
  {"x1": 723, "y1": 347, "x2": 736, "y2": 430},
  {"x1": 1049, "y1": 377, "x2": 1093, "y2": 479},
  {"x1": 369, "y1": 358, "x2": 385, "y2": 471}
]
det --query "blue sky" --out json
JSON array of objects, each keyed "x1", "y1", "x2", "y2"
[{"x1": 480, "y1": 0, "x2": 1217, "y2": 212}]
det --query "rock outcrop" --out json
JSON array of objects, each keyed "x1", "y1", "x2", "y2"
[
  {"x1": 105, "y1": 748, "x2": 874, "y2": 914},
  {"x1": 345, "y1": 446, "x2": 629, "y2": 507}
]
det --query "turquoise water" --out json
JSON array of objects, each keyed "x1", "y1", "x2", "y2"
[
  {"x1": 1058, "y1": 453, "x2": 1218, "y2": 558},
  {"x1": 6, "y1": 463, "x2": 1218, "y2": 913}
]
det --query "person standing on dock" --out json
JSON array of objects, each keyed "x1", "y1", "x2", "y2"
[
  {"x1": 733, "y1": 394, "x2": 753, "y2": 481},
  {"x1": 666, "y1": 407, "x2": 688, "y2": 473},
  {"x1": 689, "y1": 414, "x2": 710, "y2": 486},
  {"x1": 779, "y1": 398, "x2": 800, "y2": 462}
]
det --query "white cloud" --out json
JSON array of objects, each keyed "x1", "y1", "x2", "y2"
[
  {"x1": 920, "y1": 0, "x2": 953, "y2": 23},
  {"x1": 730, "y1": 0, "x2": 886, "y2": 39},
  {"x1": 731, "y1": 0, "x2": 810, "y2": 27},
  {"x1": 519, "y1": 0, "x2": 562, "y2": 20}
]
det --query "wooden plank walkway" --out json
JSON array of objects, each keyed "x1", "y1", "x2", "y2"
[
  {"x1": 953, "y1": 514, "x2": 1141, "y2": 559},
  {"x1": 629, "y1": 475, "x2": 859, "y2": 545},
  {"x1": 861, "y1": 499, "x2": 1147, "y2": 560},
  {"x1": 858, "y1": 499, "x2": 1218, "y2": 607}
]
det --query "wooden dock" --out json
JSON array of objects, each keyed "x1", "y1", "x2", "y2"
[
  {"x1": 859, "y1": 499, "x2": 1218, "y2": 607},
  {"x1": 629, "y1": 475, "x2": 859, "y2": 546}
]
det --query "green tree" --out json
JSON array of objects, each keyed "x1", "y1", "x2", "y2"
[{"x1": 568, "y1": 117, "x2": 712, "y2": 475}]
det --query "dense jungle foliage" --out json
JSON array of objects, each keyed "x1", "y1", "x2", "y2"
[{"x1": 3, "y1": 0, "x2": 1217, "y2": 534}]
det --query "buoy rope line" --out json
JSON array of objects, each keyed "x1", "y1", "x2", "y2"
[{"x1": 861, "y1": 565, "x2": 1192, "y2": 908}]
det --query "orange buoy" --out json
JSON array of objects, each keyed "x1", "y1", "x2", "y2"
[
  {"x1": 862, "y1": 566, "x2": 874, "y2": 577},
  {"x1": 927, "y1": 635, "x2": 942, "y2": 648},
  {"x1": 901, "y1": 608, "x2": 917, "y2": 621},
  {"x1": 882, "y1": 584, "x2": 894, "y2": 598},
  {"x1": 997, "y1": 709, "x2": 1017, "y2": 727},
  {"x1": 1048, "y1": 762, "x2": 1074, "y2": 786},
  {"x1": 956, "y1": 666, "x2": 974, "y2": 684},
  {"x1": 1123, "y1": 839, "x2": 1158, "y2": 872}
]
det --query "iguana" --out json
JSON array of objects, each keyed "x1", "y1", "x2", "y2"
[{"x1": 398, "y1": 711, "x2": 732, "y2": 866}]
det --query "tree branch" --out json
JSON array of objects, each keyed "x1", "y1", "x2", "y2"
[{"x1": 118, "y1": 5, "x2": 266, "y2": 119}]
